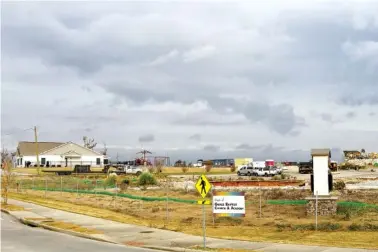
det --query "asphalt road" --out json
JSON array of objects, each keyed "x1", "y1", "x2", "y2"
[{"x1": 1, "y1": 212, "x2": 160, "y2": 252}]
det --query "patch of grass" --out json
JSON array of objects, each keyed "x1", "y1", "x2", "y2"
[
  {"x1": 348, "y1": 223, "x2": 378, "y2": 231},
  {"x1": 1, "y1": 204, "x2": 25, "y2": 211},
  {"x1": 25, "y1": 217, "x2": 53, "y2": 221},
  {"x1": 276, "y1": 223, "x2": 342, "y2": 232},
  {"x1": 162, "y1": 167, "x2": 232, "y2": 175},
  {"x1": 191, "y1": 246, "x2": 258, "y2": 252},
  {"x1": 42, "y1": 220, "x2": 103, "y2": 234}
]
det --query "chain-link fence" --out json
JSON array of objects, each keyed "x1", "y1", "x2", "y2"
[{"x1": 10, "y1": 175, "x2": 378, "y2": 233}]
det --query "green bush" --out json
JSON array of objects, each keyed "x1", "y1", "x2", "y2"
[
  {"x1": 103, "y1": 175, "x2": 117, "y2": 188},
  {"x1": 138, "y1": 172, "x2": 157, "y2": 186}
]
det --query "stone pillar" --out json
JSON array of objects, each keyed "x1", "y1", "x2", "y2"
[{"x1": 305, "y1": 196, "x2": 338, "y2": 216}]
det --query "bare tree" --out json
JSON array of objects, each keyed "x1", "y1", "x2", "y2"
[
  {"x1": 1, "y1": 148, "x2": 14, "y2": 205},
  {"x1": 83, "y1": 136, "x2": 97, "y2": 149},
  {"x1": 102, "y1": 142, "x2": 108, "y2": 156}
]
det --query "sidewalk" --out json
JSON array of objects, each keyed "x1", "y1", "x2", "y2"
[{"x1": 4, "y1": 198, "x2": 377, "y2": 252}]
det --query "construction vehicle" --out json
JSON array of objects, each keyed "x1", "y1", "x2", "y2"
[
  {"x1": 298, "y1": 160, "x2": 313, "y2": 174},
  {"x1": 338, "y1": 162, "x2": 363, "y2": 170},
  {"x1": 298, "y1": 160, "x2": 338, "y2": 174}
]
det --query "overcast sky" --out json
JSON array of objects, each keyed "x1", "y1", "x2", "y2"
[{"x1": 1, "y1": 0, "x2": 377, "y2": 162}]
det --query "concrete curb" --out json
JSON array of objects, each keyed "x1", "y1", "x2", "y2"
[
  {"x1": 1, "y1": 209, "x2": 11, "y2": 214},
  {"x1": 2, "y1": 209, "x2": 117, "y2": 245},
  {"x1": 143, "y1": 245, "x2": 204, "y2": 252},
  {"x1": 20, "y1": 218, "x2": 117, "y2": 244}
]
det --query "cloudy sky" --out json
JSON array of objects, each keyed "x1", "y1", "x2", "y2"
[{"x1": 1, "y1": 0, "x2": 377, "y2": 162}]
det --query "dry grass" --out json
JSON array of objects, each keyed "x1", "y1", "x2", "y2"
[
  {"x1": 8, "y1": 190, "x2": 378, "y2": 249},
  {"x1": 192, "y1": 247, "x2": 258, "y2": 252},
  {"x1": 162, "y1": 167, "x2": 232, "y2": 174},
  {"x1": 1, "y1": 203, "x2": 25, "y2": 211},
  {"x1": 12, "y1": 168, "x2": 46, "y2": 175},
  {"x1": 42, "y1": 220, "x2": 103, "y2": 234}
]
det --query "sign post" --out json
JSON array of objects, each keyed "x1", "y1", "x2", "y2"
[{"x1": 195, "y1": 174, "x2": 212, "y2": 249}]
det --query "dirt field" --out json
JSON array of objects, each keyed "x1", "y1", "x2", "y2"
[{"x1": 12, "y1": 167, "x2": 234, "y2": 176}]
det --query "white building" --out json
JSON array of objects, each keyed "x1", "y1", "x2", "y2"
[{"x1": 15, "y1": 141, "x2": 107, "y2": 168}]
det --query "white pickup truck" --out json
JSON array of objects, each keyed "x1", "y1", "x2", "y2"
[
  {"x1": 253, "y1": 167, "x2": 277, "y2": 177},
  {"x1": 237, "y1": 166, "x2": 255, "y2": 176},
  {"x1": 111, "y1": 165, "x2": 143, "y2": 176}
]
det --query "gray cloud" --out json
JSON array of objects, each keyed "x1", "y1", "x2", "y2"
[
  {"x1": 338, "y1": 94, "x2": 378, "y2": 107},
  {"x1": 189, "y1": 134, "x2": 201, "y2": 141},
  {"x1": 138, "y1": 134, "x2": 155, "y2": 143},
  {"x1": 235, "y1": 144, "x2": 264, "y2": 150},
  {"x1": 203, "y1": 145, "x2": 220, "y2": 152},
  {"x1": 2, "y1": 1, "x2": 378, "y2": 160},
  {"x1": 321, "y1": 113, "x2": 334, "y2": 123},
  {"x1": 345, "y1": 111, "x2": 356, "y2": 118}
]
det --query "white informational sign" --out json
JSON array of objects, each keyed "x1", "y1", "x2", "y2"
[{"x1": 212, "y1": 192, "x2": 245, "y2": 217}]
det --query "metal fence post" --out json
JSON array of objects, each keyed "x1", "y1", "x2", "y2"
[
  {"x1": 114, "y1": 184, "x2": 117, "y2": 208},
  {"x1": 60, "y1": 176, "x2": 63, "y2": 196},
  {"x1": 45, "y1": 177, "x2": 47, "y2": 198},
  {"x1": 259, "y1": 182, "x2": 262, "y2": 218},
  {"x1": 315, "y1": 190, "x2": 318, "y2": 231},
  {"x1": 166, "y1": 178, "x2": 169, "y2": 225},
  {"x1": 95, "y1": 179, "x2": 98, "y2": 206},
  {"x1": 76, "y1": 177, "x2": 79, "y2": 199}
]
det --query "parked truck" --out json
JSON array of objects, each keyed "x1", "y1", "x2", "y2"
[
  {"x1": 110, "y1": 165, "x2": 143, "y2": 176},
  {"x1": 298, "y1": 160, "x2": 338, "y2": 174}
]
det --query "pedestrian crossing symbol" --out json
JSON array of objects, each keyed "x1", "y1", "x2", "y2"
[{"x1": 195, "y1": 174, "x2": 211, "y2": 198}]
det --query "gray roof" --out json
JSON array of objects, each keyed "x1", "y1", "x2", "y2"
[
  {"x1": 17, "y1": 141, "x2": 64, "y2": 156},
  {"x1": 311, "y1": 148, "x2": 331, "y2": 157}
]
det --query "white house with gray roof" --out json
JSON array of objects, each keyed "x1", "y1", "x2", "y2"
[{"x1": 15, "y1": 141, "x2": 107, "y2": 168}]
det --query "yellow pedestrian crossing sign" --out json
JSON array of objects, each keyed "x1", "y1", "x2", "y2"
[{"x1": 195, "y1": 174, "x2": 211, "y2": 198}]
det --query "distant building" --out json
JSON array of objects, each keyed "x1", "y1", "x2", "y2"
[
  {"x1": 234, "y1": 158, "x2": 253, "y2": 167},
  {"x1": 211, "y1": 159, "x2": 234, "y2": 167},
  {"x1": 15, "y1": 141, "x2": 107, "y2": 168}
]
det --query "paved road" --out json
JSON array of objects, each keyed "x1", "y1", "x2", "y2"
[{"x1": 0, "y1": 212, "x2": 160, "y2": 252}]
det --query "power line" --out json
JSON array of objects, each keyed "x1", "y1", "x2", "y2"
[{"x1": 2, "y1": 127, "x2": 34, "y2": 136}]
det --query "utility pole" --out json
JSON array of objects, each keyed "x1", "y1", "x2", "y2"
[{"x1": 34, "y1": 126, "x2": 40, "y2": 175}]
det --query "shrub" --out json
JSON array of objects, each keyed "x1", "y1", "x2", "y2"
[
  {"x1": 117, "y1": 177, "x2": 130, "y2": 191},
  {"x1": 230, "y1": 165, "x2": 236, "y2": 172},
  {"x1": 272, "y1": 175, "x2": 281, "y2": 180},
  {"x1": 292, "y1": 223, "x2": 341, "y2": 231},
  {"x1": 348, "y1": 223, "x2": 378, "y2": 231},
  {"x1": 103, "y1": 175, "x2": 117, "y2": 188},
  {"x1": 203, "y1": 160, "x2": 213, "y2": 172},
  {"x1": 280, "y1": 173, "x2": 289, "y2": 180},
  {"x1": 333, "y1": 181, "x2": 346, "y2": 190},
  {"x1": 138, "y1": 172, "x2": 157, "y2": 186},
  {"x1": 181, "y1": 166, "x2": 189, "y2": 173},
  {"x1": 204, "y1": 165, "x2": 212, "y2": 172}
]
